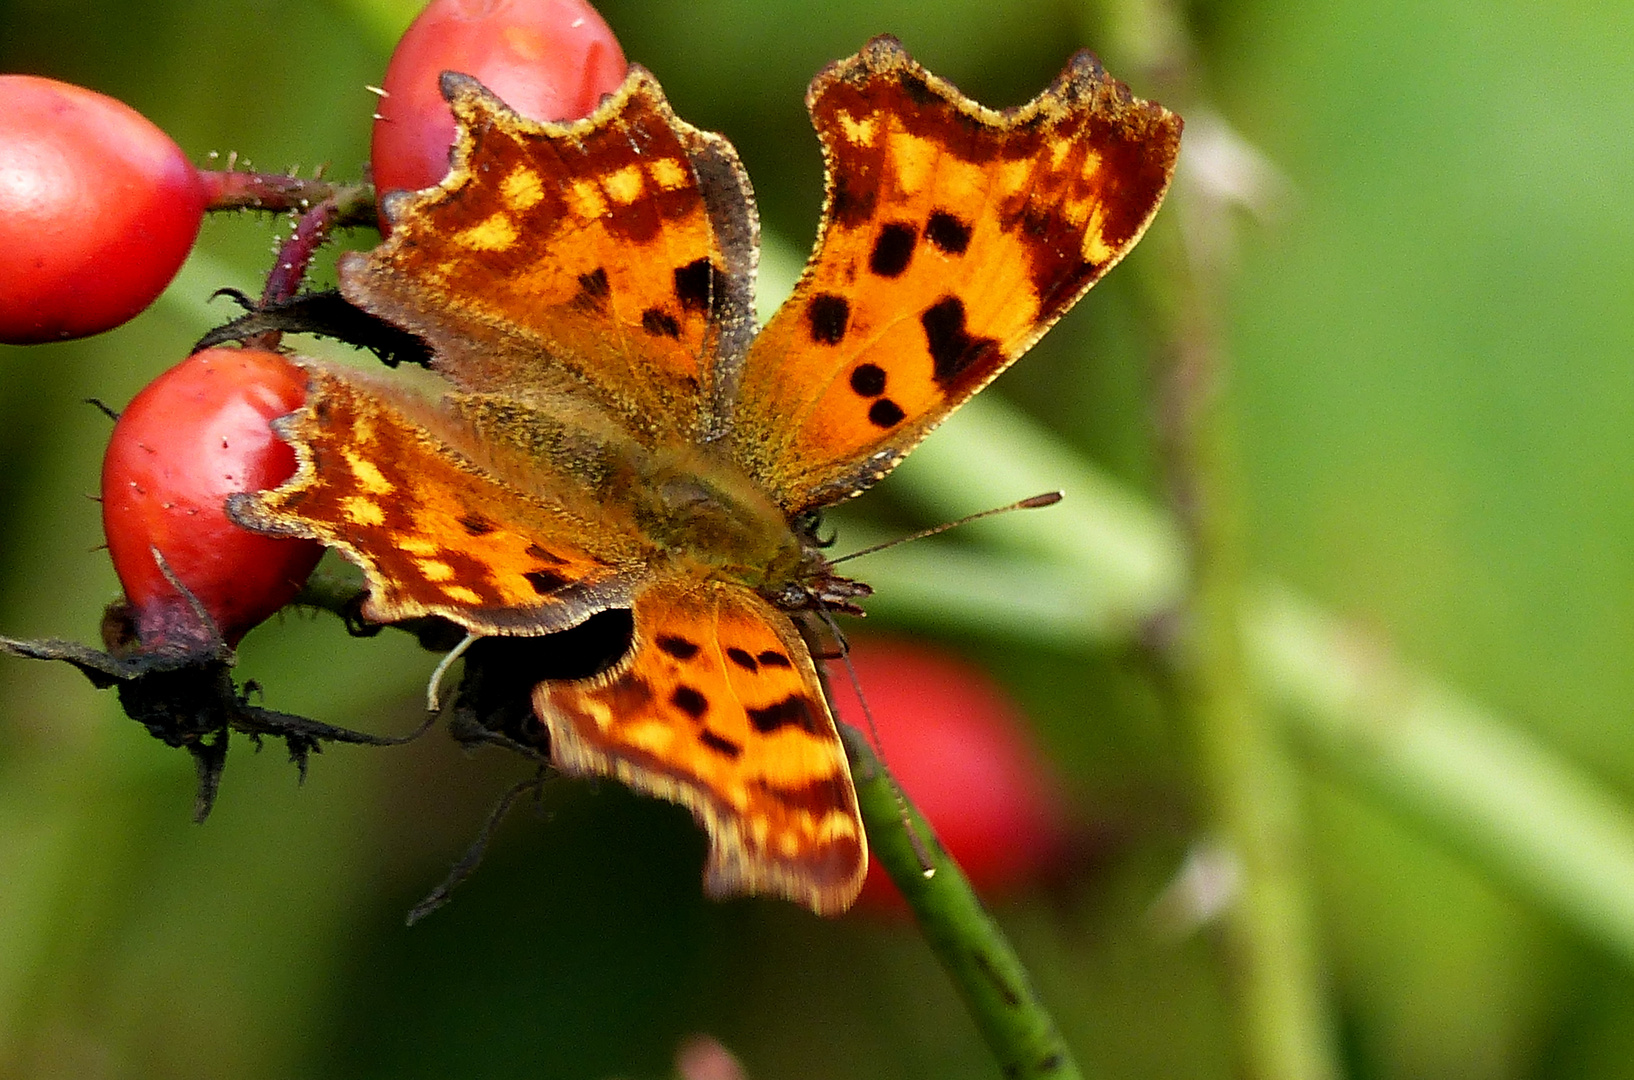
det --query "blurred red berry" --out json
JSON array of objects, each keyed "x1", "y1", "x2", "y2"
[
  {"x1": 372, "y1": 0, "x2": 628, "y2": 198},
  {"x1": 829, "y1": 641, "x2": 1076, "y2": 911},
  {"x1": 0, "y1": 75, "x2": 205, "y2": 344},
  {"x1": 100, "y1": 348, "x2": 322, "y2": 650}
]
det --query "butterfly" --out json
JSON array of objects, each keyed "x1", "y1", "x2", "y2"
[{"x1": 231, "y1": 35, "x2": 1181, "y2": 915}]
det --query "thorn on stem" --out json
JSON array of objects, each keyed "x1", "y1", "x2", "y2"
[
  {"x1": 84, "y1": 397, "x2": 120, "y2": 423},
  {"x1": 407, "y1": 772, "x2": 545, "y2": 925}
]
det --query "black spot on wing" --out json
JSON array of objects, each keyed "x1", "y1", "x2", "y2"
[
  {"x1": 756, "y1": 650, "x2": 792, "y2": 668},
  {"x1": 726, "y1": 647, "x2": 758, "y2": 672},
  {"x1": 807, "y1": 293, "x2": 850, "y2": 345},
  {"x1": 656, "y1": 635, "x2": 700, "y2": 660},
  {"x1": 869, "y1": 222, "x2": 916, "y2": 277},
  {"x1": 699, "y1": 728, "x2": 742, "y2": 758},
  {"x1": 925, "y1": 210, "x2": 971, "y2": 254},
  {"x1": 921, "y1": 295, "x2": 1001, "y2": 387},
  {"x1": 868, "y1": 398, "x2": 905, "y2": 428},
  {"x1": 671, "y1": 685, "x2": 708, "y2": 719},
  {"x1": 641, "y1": 308, "x2": 681, "y2": 338},
  {"x1": 898, "y1": 72, "x2": 938, "y2": 107},
  {"x1": 830, "y1": 173, "x2": 877, "y2": 229},
  {"x1": 754, "y1": 776, "x2": 850, "y2": 816},
  {"x1": 747, "y1": 694, "x2": 823, "y2": 735},
  {"x1": 458, "y1": 513, "x2": 495, "y2": 536},
  {"x1": 573, "y1": 268, "x2": 610, "y2": 312},
  {"x1": 849, "y1": 363, "x2": 886, "y2": 397},
  {"x1": 673, "y1": 257, "x2": 714, "y2": 314}
]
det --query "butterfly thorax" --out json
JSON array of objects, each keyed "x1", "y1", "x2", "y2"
[{"x1": 628, "y1": 444, "x2": 869, "y2": 613}]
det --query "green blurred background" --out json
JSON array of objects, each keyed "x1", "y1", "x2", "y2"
[{"x1": 3, "y1": 0, "x2": 1634, "y2": 1077}]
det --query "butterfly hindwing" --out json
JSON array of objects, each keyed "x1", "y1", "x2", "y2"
[
  {"x1": 731, "y1": 36, "x2": 1182, "y2": 512},
  {"x1": 232, "y1": 363, "x2": 649, "y2": 634},
  {"x1": 341, "y1": 69, "x2": 758, "y2": 443},
  {"x1": 535, "y1": 575, "x2": 866, "y2": 914}
]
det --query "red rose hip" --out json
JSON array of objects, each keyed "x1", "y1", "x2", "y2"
[
  {"x1": 0, "y1": 75, "x2": 206, "y2": 344},
  {"x1": 101, "y1": 348, "x2": 322, "y2": 649},
  {"x1": 371, "y1": 0, "x2": 628, "y2": 197}
]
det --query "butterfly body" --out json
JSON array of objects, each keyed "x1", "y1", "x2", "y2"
[
  {"x1": 233, "y1": 36, "x2": 1180, "y2": 914},
  {"x1": 446, "y1": 382, "x2": 854, "y2": 611}
]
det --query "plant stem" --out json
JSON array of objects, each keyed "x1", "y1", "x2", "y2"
[
  {"x1": 841, "y1": 726, "x2": 1085, "y2": 1080},
  {"x1": 1078, "y1": 0, "x2": 1346, "y2": 1068},
  {"x1": 1166, "y1": 322, "x2": 1340, "y2": 1080},
  {"x1": 198, "y1": 168, "x2": 375, "y2": 225},
  {"x1": 259, "y1": 185, "x2": 378, "y2": 309}
]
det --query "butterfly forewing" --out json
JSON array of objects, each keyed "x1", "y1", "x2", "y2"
[
  {"x1": 536, "y1": 576, "x2": 866, "y2": 914},
  {"x1": 341, "y1": 70, "x2": 758, "y2": 444},
  {"x1": 730, "y1": 37, "x2": 1181, "y2": 513}
]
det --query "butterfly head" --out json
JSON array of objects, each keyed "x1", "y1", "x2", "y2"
[{"x1": 764, "y1": 564, "x2": 873, "y2": 618}]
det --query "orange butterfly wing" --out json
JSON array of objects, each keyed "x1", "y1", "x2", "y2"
[
  {"x1": 731, "y1": 37, "x2": 1181, "y2": 511},
  {"x1": 342, "y1": 69, "x2": 758, "y2": 443},
  {"x1": 536, "y1": 576, "x2": 864, "y2": 914},
  {"x1": 233, "y1": 363, "x2": 650, "y2": 634}
]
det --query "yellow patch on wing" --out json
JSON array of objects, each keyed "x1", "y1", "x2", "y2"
[
  {"x1": 602, "y1": 163, "x2": 646, "y2": 205},
  {"x1": 648, "y1": 157, "x2": 689, "y2": 191},
  {"x1": 501, "y1": 167, "x2": 545, "y2": 210},
  {"x1": 342, "y1": 495, "x2": 386, "y2": 527},
  {"x1": 345, "y1": 454, "x2": 395, "y2": 496},
  {"x1": 457, "y1": 212, "x2": 519, "y2": 251}
]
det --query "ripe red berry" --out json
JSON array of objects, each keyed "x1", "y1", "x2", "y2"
[
  {"x1": 0, "y1": 75, "x2": 206, "y2": 344},
  {"x1": 828, "y1": 641, "x2": 1076, "y2": 910},
  {"x1": 100, "y1": 348, "x2": 322, "y2": 650},
  {"x1": 371, "y1": 0, "x2": 628, "y2": 199}
]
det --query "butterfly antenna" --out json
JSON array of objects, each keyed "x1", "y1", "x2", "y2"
[
  {"x1": 817, "y1": 605, "x2": 936, "y2": 880},
  {"x1": 426, "y1": 631, "x2": 480, "y2": 712},
  {"x1": 830, "y1": 490, "x2": 1063, "y2": 565}
]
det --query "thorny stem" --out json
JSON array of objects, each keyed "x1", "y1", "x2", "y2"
[
  {"x1": 258, "y1": 184, "x2": 377, "y2": 310},
  {"x1": 841, "y1": 726, "x2": 1085, "y2": 1080},
  {"x1": 1093, "y1": 0, "x2": 1345, "y2": 1075},
  {"x1": 198, "y1": 168, "x2": 376, "y2": 225},
  {"x1": 197, "y1": 167, "x2": 378, "y2": 351},
  {"x1": 241, "y1": 186, "x2": 373, "y2": 352}
]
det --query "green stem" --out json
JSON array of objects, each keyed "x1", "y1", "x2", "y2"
[
  {"x1": 1175, "y1": 368, "x2": 1340, "y2": 1080},
  {"x1": 198, "y1": 169, "x2": 375, "y2": 226},
  {"x1": 1252, "y1": 588, "x2": 1634, "y2": 966},
  {"x1": 1075, "y1": 0, "x2": 1344, "y2": 1068},
  {"x1": 841, "y1": 726, "x2": 1085, "y2": 1080}
]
